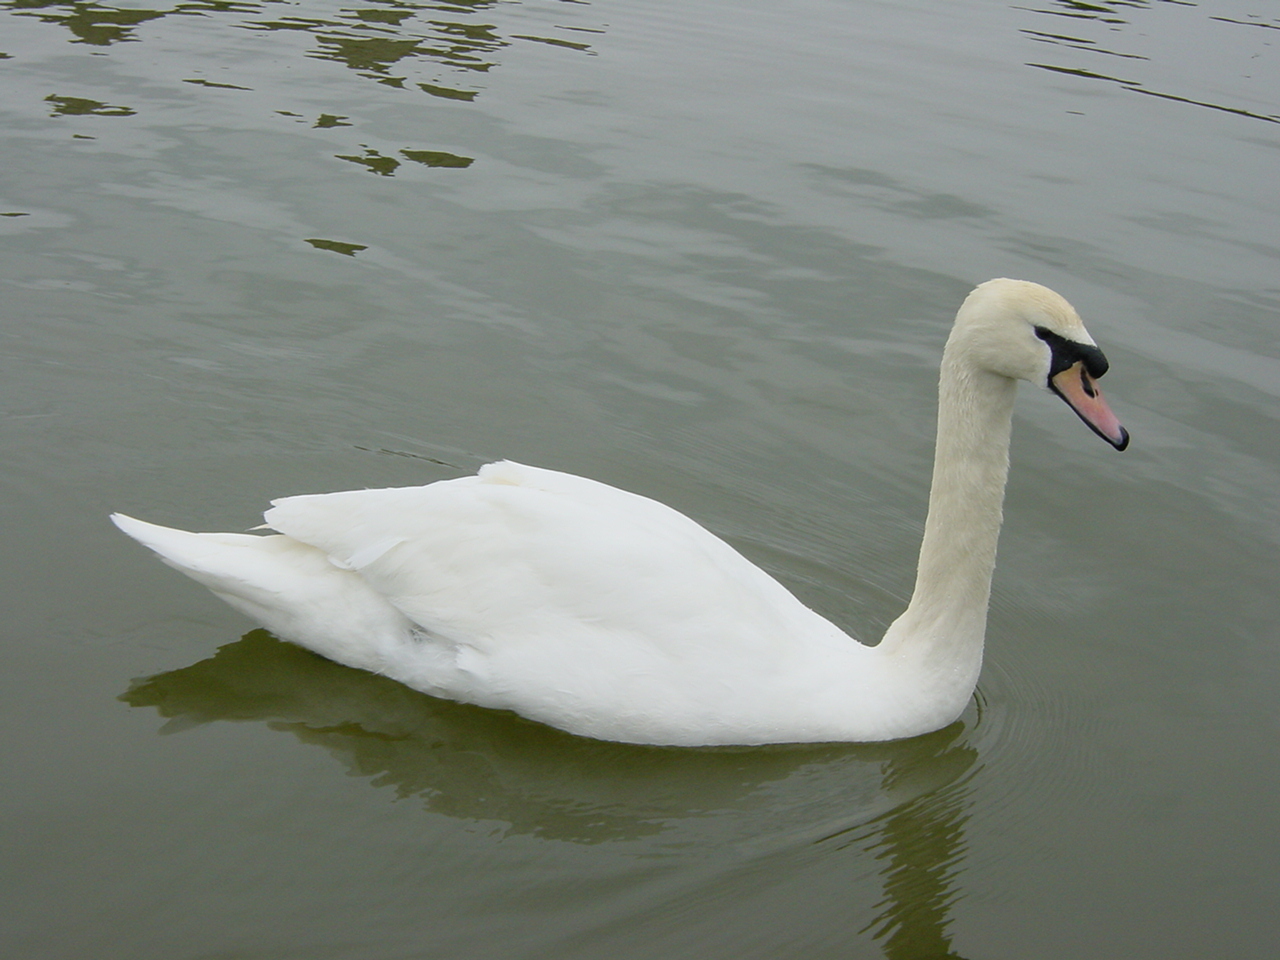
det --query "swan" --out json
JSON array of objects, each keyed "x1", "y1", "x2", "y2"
[{"x1": 113, "y1": 279, "x2": 1128, "y2": 746}]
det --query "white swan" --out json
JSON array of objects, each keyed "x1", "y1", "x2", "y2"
[{"x1": 113, "y1": 279, "x2": 1128, "y2": 746}]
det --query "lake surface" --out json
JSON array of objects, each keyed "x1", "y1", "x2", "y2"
[{"x1": 2, "y1": 1, "x2": 1278, "y2": 957}]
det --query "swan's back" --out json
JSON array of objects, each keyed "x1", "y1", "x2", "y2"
[
  {"x1": 267, "y1": 461, "x2": 797, "y2": 637},
  {"x1": 259, "y1": 462, "x2": 870, "y2": 743}
]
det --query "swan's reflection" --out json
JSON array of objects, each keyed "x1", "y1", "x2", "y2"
[
  {"x1": 123, "y1": 630, "x2": 979, "y2": 956},
  {"x1": 837, "y1": 732, "x2": 978, "y2": 959}
]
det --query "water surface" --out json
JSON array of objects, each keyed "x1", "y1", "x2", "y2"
[{"x1": 2, "y1": 1, "x2": 1278, "y2": 957}]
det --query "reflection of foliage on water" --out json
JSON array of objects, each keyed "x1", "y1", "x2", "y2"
[
  {"x1": 239, "y1": 0, "x2": 566, "y2": 95},
  {"x1": 45, "y1": 92, "x2": 135, "y2": 116},
  {"x1": 305, "y1": 237, "x2": 368, "y2": 256},
  {"x1": 334, "y1": 145, "x2": 403, "y2": 175},
  {"x1": 4, "y1": 0, "x2": 601, "y2": 181},
  {"x1": 333, "y1": 144, "x2": 475, "y2": 175},
  {"x1": 1033, "y1": 0, "x2": 1143, "y2": 26},
  {"x1": 1027, "y1": 60, "x2": 1280, "y2": 125},
  {"x1": 6, "y1": 0, "x2": 164, "y2": 45},
  {"x1": 2, "y1": 0, "x2": 263, "y2": 45},
  {"x1": 1018, "y1": 0, "x2": 1280, "y2": 125},
  {"x1": 325, "y1": 16, "x2": 506, "y2": 76},
  {"x1": 5, "y1": 0, "x2": 595, "y2": 101}
]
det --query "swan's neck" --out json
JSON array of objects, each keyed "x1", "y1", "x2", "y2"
[{"x1": 880, "y1": 351, "x2": 1017, "y2": 680}]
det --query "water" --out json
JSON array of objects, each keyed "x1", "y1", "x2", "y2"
[{"x1": 2, "y1": 1, "x2": 1278, "y2": 957}]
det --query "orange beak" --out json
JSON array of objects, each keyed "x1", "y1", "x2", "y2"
[{"x1": 1050, "y1": 361, "x2": 1129, "y2": 450}]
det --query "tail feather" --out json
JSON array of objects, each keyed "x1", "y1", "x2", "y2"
[{"x1": 111, "y1": 513, "x2": 411, "y2": 673}]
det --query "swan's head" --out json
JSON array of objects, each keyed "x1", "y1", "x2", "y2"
[{"x1": 950, "y1": 278, "x2": 1129, "y2": 450}]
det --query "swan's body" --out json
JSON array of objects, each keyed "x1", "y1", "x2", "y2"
[{"x1": 114, "y1": 279, "x2": 1127, "y2": 745}]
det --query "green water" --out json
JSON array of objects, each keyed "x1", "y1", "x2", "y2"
[{"x1": 2, "y1": 1, "x2": 1278, "y2": 957}]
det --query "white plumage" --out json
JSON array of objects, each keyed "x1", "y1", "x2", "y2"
[{"x1": 114, "y1": 279, "x2": 1127, "y2": 745}]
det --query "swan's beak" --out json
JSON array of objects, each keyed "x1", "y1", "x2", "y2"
[{"x1": 1050, "y1": 362, "x2": 1129, "y2": 450}]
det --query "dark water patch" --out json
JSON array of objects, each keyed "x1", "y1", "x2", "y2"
[
  {"x1": 45, "y1": 92, "x2": 134, "y2": 116},
  {"x1": 512, "y1": 32, "x2": 594, "y2": 53},
  {"x1": 1020, "y1": 27, "x2": 1150, "y2": 59},
  {"x1": 1029, "y1": 61, "x2": 1280, "y2": 124},
  {"x1": 1016, "y1": 0, "x2": 1280, "y2": 125},
  {"x1": 335, "y1": 145, "x2": 401, "y2": 175},
  {"x1": 419, "y1": 80, "x2": 477, "y2": 100},
  {"x1": 182, "y1": 77, "x2": 250, "y2": 90},
  {"x1": 401, "y1": 147, "x2": 474, "y2": 167},
  {"x1": 306, "y1": 238, "x2": 368, "y2": 256}
]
